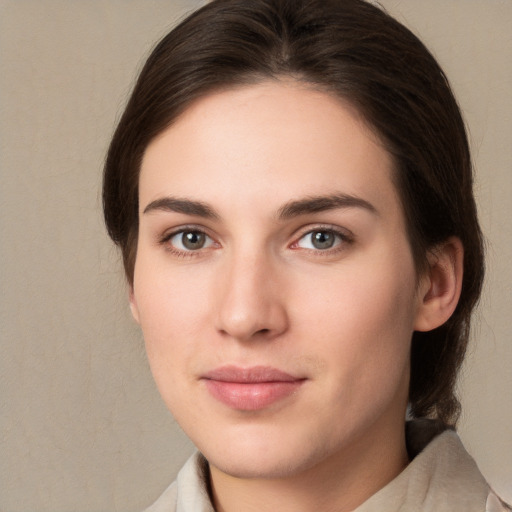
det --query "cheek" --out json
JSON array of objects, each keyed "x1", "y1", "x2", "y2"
[
  {"x1": 132, "y1": 257, "x2": 212, "y2": 377},
  {"x1": 294, "y1": 256, "x2": 418, "y2": 385}
]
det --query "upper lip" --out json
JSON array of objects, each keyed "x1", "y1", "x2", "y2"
[{"x1": 202, "y1": 365, "x2": 302, "y2": 383}]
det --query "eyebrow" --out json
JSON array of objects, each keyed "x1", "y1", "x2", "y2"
[
  {"x1": 142, "y1": 193, "x2": 377, "y2": 220},
  {"x1": 276, "y1": 193, "x2": 378, "y2": 219},
  {"x1": 143, "y1": 197, "x2": 219, "y2": 219}
]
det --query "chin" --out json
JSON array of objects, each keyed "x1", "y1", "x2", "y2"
[
  {"x1": 198, "y1": 425, "x2": 337, "y2": 480},
  {"x1": 208, "y1": 451, "x2": 321, "y2": 480}
]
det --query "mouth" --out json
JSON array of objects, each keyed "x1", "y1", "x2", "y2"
[{"x1": 201, "y1": 365, "x2": 306, "y2": 411}]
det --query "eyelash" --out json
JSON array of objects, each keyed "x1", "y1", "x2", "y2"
[
  {"x1": 158, "y1": 225, "x2": 217, "y2": 258},
  {"x1": 291, "y1": 225, "x2": 354, "y2": 255},
  {"x1": 158, "y1": 225, "x2": 354, "y2": 258}
]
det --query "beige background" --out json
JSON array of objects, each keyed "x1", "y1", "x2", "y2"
[{"x1": 1, "y1": 1, "x2": 510, "y2": 511}]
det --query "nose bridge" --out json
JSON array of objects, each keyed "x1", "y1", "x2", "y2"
[{"x1": 215, "y1": 245, "x2": 288, "y2": 341}]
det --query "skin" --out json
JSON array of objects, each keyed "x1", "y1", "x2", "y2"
[{"x1": 130, "y1": 81, "x2": 462, "y2": 512}]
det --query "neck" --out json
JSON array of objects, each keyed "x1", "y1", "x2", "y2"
[{"x1": 209, "y1": 420, "x2": 409, "y2": 512}]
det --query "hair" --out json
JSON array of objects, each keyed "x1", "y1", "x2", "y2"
[{"x1": 103, "y1": 0, "x2": 484, "y2": 426}]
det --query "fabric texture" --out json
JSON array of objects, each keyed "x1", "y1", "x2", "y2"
[{"x1": 143, "y1": 420, "x2": 510, "y2": 512}]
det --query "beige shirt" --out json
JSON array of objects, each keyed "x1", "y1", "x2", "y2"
[{"x1": 143, "y1": 422, "x2": 510, "y2": 512}]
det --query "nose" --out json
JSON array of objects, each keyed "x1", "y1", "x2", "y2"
[{"x1": 214, "y1": 252, "x2": 289, "y2": 342}]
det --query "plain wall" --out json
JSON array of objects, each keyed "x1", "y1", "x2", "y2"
[{"x1": 1, "y1": 1, "x2": 510, "y2": 511}]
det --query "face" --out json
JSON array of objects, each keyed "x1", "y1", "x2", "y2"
[{"x1": 132, "y1": 81, "x2": 427, "y2": 480}]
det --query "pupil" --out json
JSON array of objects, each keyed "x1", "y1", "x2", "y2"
[
  {"x1": 183, "y1": 231, "x2": 205, "y2": 250},
  {"x1": 312, "y1": 231, "x2": 334, "y2": 249}
]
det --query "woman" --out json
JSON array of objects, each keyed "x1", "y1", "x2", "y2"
[{"x1": 103, "y1": 0, "x2": 510, "y2": 510}]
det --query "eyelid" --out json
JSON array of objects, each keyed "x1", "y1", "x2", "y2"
[
  {"x1": 292, "y1": 223, "x2": 354, "y2": 241},
  {"x1": 156, "y1": 223, "x2": 353, "y2": 255},
  {"x1": 289, "y1": 224, "x2": 355, "y2": 251},
  {"x1": 159, "y1": 223, "x2": 207, "y2": 241},
  {"x1": 158, "y1": 224, "x2": 220, "y2": 255}
]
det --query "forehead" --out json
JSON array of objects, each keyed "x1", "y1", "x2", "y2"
[{"x1": 139, "y1": 80, "x2": 398, "y2": 218}]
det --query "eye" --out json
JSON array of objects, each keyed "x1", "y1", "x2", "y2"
[
  {"x1": 167, "y1": 230, "x2": 214, "y2": 251},
  {"x1": 296, "y1": 229, "x2": 345, "y2": 250}
]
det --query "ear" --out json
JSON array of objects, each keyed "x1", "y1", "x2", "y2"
[
  {"x1": 129, "y1": 286, "x2": 141, "y2": 324},
  {"x1": 414, "y1": 237, "x2": 464, "y2": 332}
]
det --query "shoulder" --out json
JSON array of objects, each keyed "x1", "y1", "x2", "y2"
[
  {"x1": 407, "y1": 420, "x2": 512, "y2": 512},
  {"x1": 141, "y1": 452, "x2": 213, "y2": 512},
  {"x1": 487, "y1": 491, "x2": 512, "y2": 512},
  {"x1": 142, "y1": 480, "x2": 178, "y2": 512},
  {"x1": 357, "y1": 420, "x2": 509, "y2": 512}
]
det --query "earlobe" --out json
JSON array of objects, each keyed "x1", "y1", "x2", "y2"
[
  {"x1": 129, "y1": 286, "x2": 141, "y2": 324},
  {"x1": 414, "y1": 237, "x2": 464, "y2": 332}
]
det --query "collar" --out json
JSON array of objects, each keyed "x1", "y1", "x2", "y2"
[
  {"x1": 153, "y1": 419, "x2": 498, "y2": 512},
  {"x1": 355, "y1": 421, "x2": 490, "y2": 511}
]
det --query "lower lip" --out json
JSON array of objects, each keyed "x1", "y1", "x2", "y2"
[{"x1": 203, "y1": 379, "x2": 304, "y2": 411}]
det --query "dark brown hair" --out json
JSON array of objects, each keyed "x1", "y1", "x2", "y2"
[{"x1": 103, "y1": 0, "x2": 484, "y2": 425}]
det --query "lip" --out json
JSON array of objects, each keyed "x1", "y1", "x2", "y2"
[{"x1": 201, "y1": 365, "x2": 305, "y2": 411}]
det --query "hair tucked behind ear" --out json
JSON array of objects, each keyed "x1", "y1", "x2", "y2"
[{"x1": 103, "y1": 0, "x2": 484, "y2": 426}]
